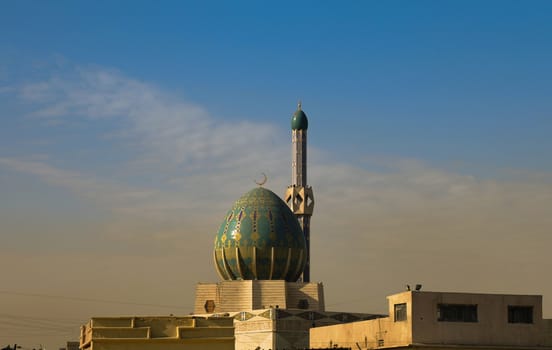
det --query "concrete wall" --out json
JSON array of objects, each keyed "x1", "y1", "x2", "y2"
[
  {"x1": 410, "y1": 291, "x2": 545, "y2": 346},
  {"x1": 193, "y1": 307, "x2": 381, "y2": 350},
  {"x1": 310, "y1": 292, "x2": 411, "y2": 349},
  {"x1": 80, "y1": 316, "x2": 234, "y2": 350},
  {"x1": 194, "y1": 280, "x2": 325, "y2": 314},
  {"x1": 253, "y1": 280, "x2": 287, "y2": 309},
  {"x1": 310, "y1": 317, "x2": 400, "y2": 349},
  {"x1": 88, "y1": 340, "x2": 232, "y2": 350},
  {"x1": 310, "y1": 291, "x2": 549, "y2": 349},
  {"x1": 286, "y1": 281, "x2": 325, "y2": 311},
  {"x1": 544, "y1": 319, "x2": 552, "y2": 346},
  {"x1": 195, "y1": 283, "x2": 218, "y2": 313}
]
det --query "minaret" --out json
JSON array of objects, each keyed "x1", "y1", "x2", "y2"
[{"x1": 285, "y1": 102, "x2": 314, "y2": 282}]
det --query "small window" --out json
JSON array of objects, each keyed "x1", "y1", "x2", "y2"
[
  {"x1": 298, "y1": 299, "x2": 309, "y2": 309},
  {"x1": 204, "y1": 300, "x2": 215, "y2": 313},
  {"x1": 394, "y1": 303, "x2": 407, "y2": 322},
  {"x1": 508, "y1": 306, "x2": 533, "y2": 324},
  {"x1": 437, "y1": 304, "x2": 478, "y2": 322}
]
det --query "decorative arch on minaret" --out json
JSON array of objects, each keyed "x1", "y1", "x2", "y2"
[{"x1": 284, "y1": 186, "x2": 314, "y2": 215}]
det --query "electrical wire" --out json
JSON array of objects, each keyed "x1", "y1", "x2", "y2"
[{"x1": 0, "y1": 290, "x2": 189, "y2": 309}]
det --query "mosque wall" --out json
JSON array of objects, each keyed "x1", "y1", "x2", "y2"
[
  {"x1": 234, "y1": 327, "x2": 275, "y2": 350},
  {"x1": 85, "y1": 341, "x2": 233, "y2": 350},
  {"x1": 194, "y1": 283, "x2": 218, "y2": 313},
  {"x1": 285, "y1": 281, "x2": 325, "y2": 311},
  {"x1": 252, "y1": 280, "x2": 287, "y2": 309},
  {"x1": 79, "y1": 316, "x2": 234, "y2": 350},
  {"x1": 191, "y1": 307, "x2": 382, "y2": 350},
  {"x1": 218, "y1": 281, "x2": 255, "y2": 311},
  {"x1": 193, "y1": 280, "x2": 326, "y2": 314}
]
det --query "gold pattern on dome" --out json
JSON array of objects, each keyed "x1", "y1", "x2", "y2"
[
  {"x1": 213, "y1": 187, "x2": 307, "y2": 281},
  {"x1": 251, "y1": 231, "x2": 260, "y2": 242},
  {"x1": 237, "y1": 208, "x2": 245, "y2": 221},
  {"x1": 286, "y1": 232, "x2": 293, "y2": 245},
  {"x1": 232, "y1": 231, "x2": 242, "y2": 241}
]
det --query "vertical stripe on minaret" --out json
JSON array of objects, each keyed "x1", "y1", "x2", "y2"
[{"x1": 285, "y1": 102, "x2": 314, "y2": 283}]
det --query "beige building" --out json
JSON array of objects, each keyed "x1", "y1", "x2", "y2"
[
  {"x1": 310, "y1": 290, "x2": 552, "y2": 350},
  {"x1": 79, "y1": 316, "x2": 234, "y2": 350},
  {"x1": 193, "y1": 280, "x2": 382, "y2": 350},
  {"x1": 194, "y1": 280, "x2": 326, "y2": 314}
]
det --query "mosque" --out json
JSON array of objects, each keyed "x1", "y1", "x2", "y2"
[
  {"x1": 79, "y1": 104, "x2": 552, "y2": 350},
  {"x1": 191, "y1": 103, "x2": 381, "y2": 349}
]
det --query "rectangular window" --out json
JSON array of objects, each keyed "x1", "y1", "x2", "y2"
[
  {"x1": 394, "y1": 303, "x2": 407, "y2": 322},
  {"x1": 508, "y1": 306, "x2": 533, "y2": 324},
  {"x1": 437, "y1": 304, "x2": 478, "y2": 322}
]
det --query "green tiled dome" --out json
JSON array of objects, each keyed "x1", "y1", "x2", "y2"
[{"x1": 214, "y1": 187, "x2": 307, "y2": 282}]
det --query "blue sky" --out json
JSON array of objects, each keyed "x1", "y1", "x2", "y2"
[
  {"x1": 1, "y1": 1, "x2": 552, "y2": 349},
  {"x1": 3, "y1": 1, "x2": 552, "y2": 172}
]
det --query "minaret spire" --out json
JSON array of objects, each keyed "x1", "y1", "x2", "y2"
[{"x1": 285, "y1": 102, "x2": 314, "y2": 282}]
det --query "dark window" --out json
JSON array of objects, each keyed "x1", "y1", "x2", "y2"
[
  {"x1": 204, "y1": 300, "x2": 215, "y2": 313},
  {"x1": 394, "y1": 303, "x2": 407, "y2": 322},
  {"x1": 298, "y1": 299, "x2": 309, "y2": 309},
  {"x1": 437, "y1": 304, "x2": 478, "y2": 322},
  {"x1": 508, "y1": 306, "x2": 533, "y2": 324}
]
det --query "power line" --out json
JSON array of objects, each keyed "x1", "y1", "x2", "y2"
[
  {"x1": 0, "y1": 290, "x2": 188, "y2": 309},
  {"x1": 0, "y1": 319, "x2": 75, "y2": 333},
  {"x1": 0, "y1": 313, "x2": 82, "y2": 325}
]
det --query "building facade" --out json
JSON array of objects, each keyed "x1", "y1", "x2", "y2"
[
  {"x1": 79, "y1": 316, "x2": 234, "y2": 350},
  {"x1": 193, "y1": 280, "x2": 382, "y2": 349},
  {"x1": 310, "y1": 290, "x2": 552, "y2": 350}
]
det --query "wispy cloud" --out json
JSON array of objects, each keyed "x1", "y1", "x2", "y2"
[
  {"x1": 2, "y1": 63, "x2": 552, "y2": 269},
  {"x1": 2, "y1": 64, "x2": 291, "y2": 246},
  {"x1": 1, "y1": 62, "x2": 552, "y2": 325},
  {"x1": 0, "y1": 157, "x2": 156, "y2": 204},
  {"x1": 19, "y1": 66, "x2": 285, "y2": 170}
]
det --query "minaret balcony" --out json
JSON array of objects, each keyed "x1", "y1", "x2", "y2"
[{"x1": 285, "y1": 185, "x2": 314, "y2": 215}]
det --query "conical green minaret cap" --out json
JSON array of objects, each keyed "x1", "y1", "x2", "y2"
[{"x1": 291, "y1": 101, "x2": 308, "y2": 130}]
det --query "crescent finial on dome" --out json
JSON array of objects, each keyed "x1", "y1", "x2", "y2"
[{"x1": 254, "y1": 173, "x2": 268, "y2": 186}]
